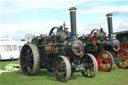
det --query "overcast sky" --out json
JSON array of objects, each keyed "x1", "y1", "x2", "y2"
[{"x1": 1, "y1": 0, "x2": 128, "y2": 40}]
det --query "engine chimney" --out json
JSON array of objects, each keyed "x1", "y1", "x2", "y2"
[
  {"x1": 69, "y1": 7, "x2": 77, "y2": 40},
  {"x1": 106, "y1": 13, "x2": 113, "y2": 39}
]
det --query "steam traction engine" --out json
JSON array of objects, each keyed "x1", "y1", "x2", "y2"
[
  {"x1": 115, "y1": 31, "x2": 128, "y2": 50},
  {"x1": 114, "y1": 30, "x2": 128, "y2": 68},
  {"x1": 79, "y1": 13, "x2": 128, "y2": 72},
  {"x1": 20, "y1": 7, "x2": 98, "y2": 82}
]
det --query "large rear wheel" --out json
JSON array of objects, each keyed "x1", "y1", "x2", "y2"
[
  {"x1": 54, "y1": 55, "x2": 71, "y2": 82},
  {"x1": 20, "y1": 44, "x2": 40, "y2": 75},
  {"x1": 81, "y1": 54, "x2": 98, "y2": 78},
  {"x1": 97, "y1": 51, "x2": 114, "y2": 72},
  {"x1": 116, "y1": 49, "x2": 128, "y2": 69}
]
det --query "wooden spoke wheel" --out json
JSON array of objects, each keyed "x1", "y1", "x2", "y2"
[
  {"x1": 20, "y1": 44, "x2": 40, "y2": 75},
  {"x1": 97, "y1": 51, "x2": 114, "y2": 72},
  {"x1": 116, "y1": 49, "x2": 128, "y2": 69},
  {"x1": 54, "y1": 55, "x2": 71, "y2": 82},
  {"x1": 81, "y1": 54, "x2": 98, "y2": 78}
]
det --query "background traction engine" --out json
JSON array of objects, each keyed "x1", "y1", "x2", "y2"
[
  {"x1": 79, "y1": 13, "x2": 128, "y2": 72},
  {"x1": 20, "y1": 7, "x2": 98, "y2": 82},
  {"x1": 115, "y1": 30, "x2": 128, "y2": 68}
]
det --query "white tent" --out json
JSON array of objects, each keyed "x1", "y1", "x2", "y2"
[{"x1": 0, "y1": 38, "x2": 20, "y2": 60}]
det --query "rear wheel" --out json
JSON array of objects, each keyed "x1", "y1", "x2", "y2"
[
  {"x1": 116, "y1": 49, "x2": 128, "y2": 69},
  {"x1": 97, "y1": 51, "x2": 114, "y2": 72},
  {"x1": 20, "y1": 44, "x2": 40, "y2": 75},
  {"x1": 81, "y1": 54, "x2": 98, "y2": 78},
  {"x1": 54, "y1": 55, "x2": 71, "y2": 82}
]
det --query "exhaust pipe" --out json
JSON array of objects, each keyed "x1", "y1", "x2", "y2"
[
  {"x1": 69, "y1": 7, "x2": 77, "y2": 40},
  {"x1": 106, "y1": 13, "x2": 113, "y2": 39}
]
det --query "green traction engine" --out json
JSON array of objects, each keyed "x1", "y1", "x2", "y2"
[
  {"x1": 115, "y1": 30, "x2": 128, "y2": 50},
  {"x1": 20, "y1": 7, "x2": 98, "y2": 82},
  {"x1": 79, "y1": 13, "x2": 128, "y2": 72}
]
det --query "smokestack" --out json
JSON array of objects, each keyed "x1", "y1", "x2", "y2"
[
  {"x1": 106, "y1": 13, "x2": 113, "y2": 39},
  {"x1": 69, "y1": 7, "x2": 77, "y2": 40}
]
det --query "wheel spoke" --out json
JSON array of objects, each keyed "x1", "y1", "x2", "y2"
[
  {"x1": 29, "y1": 52, "x2": 33, "y2": 58},
  {"x1": 89, "y1": 69, "x2": 92, "y2": 76},
  {"x1": 89, "y1": 67, "x2": 94, "y2": 72},
  {"x1": 22, "y1": 63, "x2": 28, "y2": 68},
  {"x1": 105, "y1": 64, "x2": 109, "y2": 69},
  {"x1": 85, "y1": 69, "x2": 89, "y2": 76},
  {"x1": 121, "y1": 62, "x2": 124, "y2": 66},
  {"x1": 83, "y1": 68, "x2": 88, "y2": 72}
]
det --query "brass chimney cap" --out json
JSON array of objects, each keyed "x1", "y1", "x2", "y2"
[
  {"x1": 69, "y1": 7, "x2": 77, "y2": 12},
  {"x1": 106, "y1": 13, "x2": 113, "y2": 17}
]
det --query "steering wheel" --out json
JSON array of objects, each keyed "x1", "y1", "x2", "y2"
[
  {"x1": 49, "y1": 27, "x2": 59, "y2": 37},
  {"x1": 90, "y1": 29, "x2": 99, "y2": 41}
]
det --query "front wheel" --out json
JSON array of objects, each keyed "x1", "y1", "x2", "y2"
[
  {"x1": 81, "y1": 54, "x2": 98, "y2": 78},
  {"x1": 97, "y1": 51, "x2": 114, "y2": 72},
  {"x1": 54, "y1": 55, "x2": 71, "y2": 82}
]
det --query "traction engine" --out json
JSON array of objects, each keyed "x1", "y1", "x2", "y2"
[
  {"x1": 79, "y1": 13, "x2": 128, "y2": 72},
  {"x1": 20, "y1": 7, "x2": 98, "y2": 82}
]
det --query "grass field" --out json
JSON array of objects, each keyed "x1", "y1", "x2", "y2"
[{"x1": 0, "y1": 60, "x2": 128, "y2": 85}]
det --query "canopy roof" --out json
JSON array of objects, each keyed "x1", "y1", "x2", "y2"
[{"x1": 114, "y1": 30, "x2": 128, "y2": 35}]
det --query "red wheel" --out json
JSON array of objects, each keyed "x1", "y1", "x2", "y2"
[
  {"x1": 97, "y1": 51, "x2": 114, "y2": 72},
  {"x1": 120, "y1": 42, "x2": 128, "y2": 50},
  {"x1": 116, "y1": 49, "x2": 128, "y2": 69},
  {"x1": 90, "y1": 29, "x2": 99, "y2": 41}
]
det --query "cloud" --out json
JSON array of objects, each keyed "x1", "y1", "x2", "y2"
[
  {"x1": 1, "y1": 17, "x2": 128, "y2": 40},
  {"x1": 0, "y1": 18, "x2": 94, "y2": 40},
  {"x1": 113, "y1": 18, "x2": 128, "y2": 32},
  {"x1": 22, "y1": 0, "x2": 87, "y2": 9},
  {"x1": 79, "y1": 5, "x2": 128, "y2": 15},
  {"x1": 0, "y1": 19, "x2": 64, "y2": 40},
  {"x1": 80, "y1": 18, "x2": 128, "y2": 36},
  {"x1": 1, "y1": 0, "x2": 128, "y2": 40},
  {"x1": 2, "y1": 0, "x2": 128, "y2": 14},
  {"x1": 1, "y1": 0, "x2": 88, "y2": 14}
]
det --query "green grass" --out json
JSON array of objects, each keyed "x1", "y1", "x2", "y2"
[
  {"x1": 0, "y1": 60, "x2": 19, "y2": 69},
  {"x1": 0, "y1": 60, "x2": 128, "y2": 85}
]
